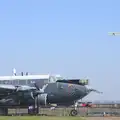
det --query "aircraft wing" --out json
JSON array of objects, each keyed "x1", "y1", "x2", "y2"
[
  {"x1": 0, "y1": 84, "x2": 36, "y2": 92},
  {"x1": 0, "y1": 84, "x2": 35, "y2": 105},
  {"x1": 0, "y1": 83, "x2": 48, "y2": 95},
  {"x1": 0, "y1": 84, "x2": 47, "y2": 105},
  {"x1": 0, "y1": 84, "x2": 16, "y2": 90}
]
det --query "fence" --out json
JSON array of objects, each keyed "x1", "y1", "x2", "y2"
[{"x1": 8, "y1": 107, "x2": 120, "y2": 117}]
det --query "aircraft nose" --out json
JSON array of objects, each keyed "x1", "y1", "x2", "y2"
[
  {"x1": 74, "y1": 85, "x2": 88, "y2": 99},
  {"x1": 73, "y1": 84, "x2": 102, "y2": 100},
  {"x1": 84, "y1": 85, "x2": 92, "y2": 93},
  {"x1": 84, "y1": 85, "x2": 103, "y2": 94}
]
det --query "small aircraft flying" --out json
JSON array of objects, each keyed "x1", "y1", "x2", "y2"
[{"x1": 108, "y1": 32, "x2": 120, "y2": 36}]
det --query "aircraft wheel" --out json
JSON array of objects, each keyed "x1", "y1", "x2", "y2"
[{"x1": 70, "y1": 109, "x2": 78, "y2": 116}]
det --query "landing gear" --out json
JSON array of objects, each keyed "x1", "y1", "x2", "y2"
[
  {"x1": 70, "y1": 102, "x2": 78, "y2": 116},
  {"x1": 70, "y1": 109, "x2": 78, "y2": 116},
  {"x1": 34, "y1": 96, "x2": 39, "y2": 115},
  {"x1": 28, "y1": 96, "x2": 39, "y2": 115}
]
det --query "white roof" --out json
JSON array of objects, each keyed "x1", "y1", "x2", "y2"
[{"x1": 0, "y1": 74, "x2": 50, "y2": 80}]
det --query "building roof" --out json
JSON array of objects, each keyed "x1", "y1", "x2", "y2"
[{"x1": 0, "y1": 74, "x2": 50, "y2": 80}]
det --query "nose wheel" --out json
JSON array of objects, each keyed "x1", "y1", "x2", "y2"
[
  {"x1": 70, "y1": 109, "x2": 78, "y2": 116},
  {"x1": 69, "y1": 102, "x2": 78, "y2": 116}
]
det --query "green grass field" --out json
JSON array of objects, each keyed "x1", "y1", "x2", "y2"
[{"x1": 0, "y1": 116, "x2": 85, "y2": 120}]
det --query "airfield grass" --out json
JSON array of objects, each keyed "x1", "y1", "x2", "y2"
[
  {"x1": 1, "y1": 116, "x2": 120, "y2": 120},
  {"x1": 0, "y1": 116, "x2": 85, "y2": 120}
]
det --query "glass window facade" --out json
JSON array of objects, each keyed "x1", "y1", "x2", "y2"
[{"x1": 0, "y1": 78, "x2": 50, "y2": 87}]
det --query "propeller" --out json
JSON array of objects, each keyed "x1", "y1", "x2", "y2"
[
  {"x1": 34, "y1": 83, "x2": 39, "y2": 90},
  {"x1": 32, "y1": 83, "x2": 48, "y2": 98},
  {"x1": 33, "y1": 83, "x2": 48, "y2": 113},
  {"x1": 34, "y1": 83, "x2": 45, "y2": 95}
]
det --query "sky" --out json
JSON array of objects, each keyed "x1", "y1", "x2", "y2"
[{"x1": 0, "y1": 0, "x2": 119, "y2": 101}]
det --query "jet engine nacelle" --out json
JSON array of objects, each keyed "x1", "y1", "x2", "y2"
[{"x1": 38, "y1": 93, "x2": 48, "y2": 105}]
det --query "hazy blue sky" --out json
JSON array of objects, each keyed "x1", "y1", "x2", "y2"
[{"x1": 0, "y1": 0, "x2": 119, "y2": 100}]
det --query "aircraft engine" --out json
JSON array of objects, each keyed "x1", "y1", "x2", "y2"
[{"x1": 37, "y1": 93, "x2": 48, "y2": 105}]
